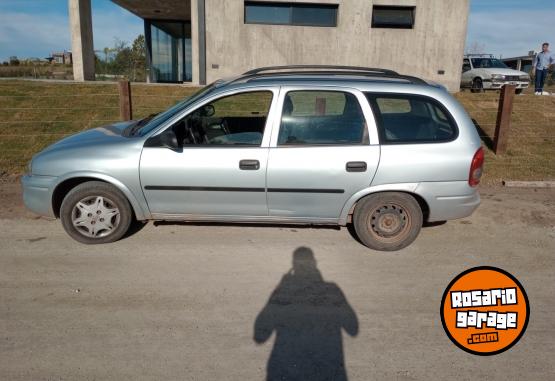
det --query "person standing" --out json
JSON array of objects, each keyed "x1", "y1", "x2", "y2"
[{"x1": 533, "y1": 42, "x2": 554, "y2": 95}]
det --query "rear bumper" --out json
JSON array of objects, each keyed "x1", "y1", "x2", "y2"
[
  {"x1": 21, "y1": 175, "x2": 57, "y2": 218},
  {"x1": 416, "y1": 181, "x2": 480, "y2": 222}
]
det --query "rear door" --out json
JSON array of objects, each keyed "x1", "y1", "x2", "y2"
[{"x1": 266, "y1": 87, "x2": 380, "y2": 220}]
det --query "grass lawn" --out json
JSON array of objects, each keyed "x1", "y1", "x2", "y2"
[
  {"x1": 0, "y1": 80, "x2": 199, "y2": 175},
  {"x1": 0, "y1": 80, "x2": 553, "y2": 183},
  {"x1": 455, "y1": 90, "x2": 555, "y2": 183}
]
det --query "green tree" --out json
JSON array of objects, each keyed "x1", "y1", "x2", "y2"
[
  {"x1": 95, "y1": 35, "x2": 146, "y2": 81},
  {"x1": 130, "y1": 34, "x2": 146, "y2": 81}
]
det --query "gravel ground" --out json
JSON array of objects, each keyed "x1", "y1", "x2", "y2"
[{"x1": 1, "y1": 184, "x2": 554, "y2": 380}]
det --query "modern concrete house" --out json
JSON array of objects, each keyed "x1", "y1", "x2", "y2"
[{"x1": 69, "y1": 0, "x2": 469, "y2": 91}]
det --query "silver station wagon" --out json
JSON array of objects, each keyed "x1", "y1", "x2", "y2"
[{"x1": 22, "y1": 66, "x2": 484, "y2": 251}]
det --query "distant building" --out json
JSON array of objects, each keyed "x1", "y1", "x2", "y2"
[
  {"x1": 68, "y1": 0, "x2": 469, "y2": 91},
  {"x1": 502, "y1": 51, "x2": 536, "y2": 73},
  {"x1": 50, "y1": 51, "x2": 73, "y2": 65}
]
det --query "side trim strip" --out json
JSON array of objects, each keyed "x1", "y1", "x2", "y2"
[
  {"x1": 144, "y1": 186, "x2": 264, "y2": 192},
  {"x1": 268, "y1": 188, "x2": 345, "y2": 194},
  {"x1": 144, "y1": 186, "x2": 345, "y2": 194}
]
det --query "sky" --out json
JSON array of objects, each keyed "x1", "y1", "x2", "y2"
[
  {"x1": 467, "y1": 0, "x2": 555, "y2": 57},
  {"x1": 0, "y1": 0, "x2": 554, "y2": 62}
]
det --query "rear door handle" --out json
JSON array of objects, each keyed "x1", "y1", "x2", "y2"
[
  {"x1": 346, "y1": 161, "x2": 367, "y2": 172},
  {"x1": 239, "y1": 159, "x2": 260, "y2": 170}
]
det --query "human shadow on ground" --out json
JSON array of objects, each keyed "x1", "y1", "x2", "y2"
[{"x1": 254, "y1": 247, "x2": 358, "y2": 381}]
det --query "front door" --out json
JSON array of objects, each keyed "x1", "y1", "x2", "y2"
[
  {"x1": 140, "y1": 89, "x2": 276, "y2": 217},
  {"x1": 461, "y1": 58, "x2": 473, "y2": 86},
  {"x1": 266, "y1": 88, "x2": 380, "y2": 220}
]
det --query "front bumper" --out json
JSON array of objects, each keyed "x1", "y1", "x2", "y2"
[
  {"x1": 484, "y1": 80, "x2": 529, "y2": 90},
  {"x1": 21, "y1": 175, "x2": 58, "y2": 218}
]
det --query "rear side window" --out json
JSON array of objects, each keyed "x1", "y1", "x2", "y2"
[
  {"x1": 278, "y1": 91, "x2": 367, "y2": 146},
  {"x1": 366, "y1": 93, "x2": 458, "y2": 144}
]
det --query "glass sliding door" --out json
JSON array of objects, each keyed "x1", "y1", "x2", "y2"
[{"x1": 146, "y1": 20, "x2": 192, "y2": 83}]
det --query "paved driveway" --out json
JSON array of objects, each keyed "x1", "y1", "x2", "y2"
[{"x1": 1, "y1": 185, "x2": 554, "y2": 380}]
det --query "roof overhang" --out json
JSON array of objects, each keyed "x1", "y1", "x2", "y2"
[{"x1": 111, "y1": 0, "x2": 191, "y2": 21}]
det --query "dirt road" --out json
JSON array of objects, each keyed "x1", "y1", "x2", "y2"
[{"x1": 1, "y1": 184, "x2": 554, "y2": 380}]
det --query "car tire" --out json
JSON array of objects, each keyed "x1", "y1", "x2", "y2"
[
  {"x1": 60, "y1": 181, "x2": 133, "y2": 244},
  {"x1": 515, "y1": 89, "x2": 523, "y2": 95},
  {"x1": 471, "y1": 78, "x2": 483, "y2": 93},
  {"x1": 353, "y1": 192, "x2": 423, "y2": 251}
]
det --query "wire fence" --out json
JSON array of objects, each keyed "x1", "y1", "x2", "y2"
[
  {"x1": 0, "y1": 81, "x2": 198, "y2": 175},
  {"x1": 0, "y1": 81, "x2": 554, "y2": 181}
]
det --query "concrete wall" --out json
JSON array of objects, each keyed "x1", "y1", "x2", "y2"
[
  {"x1": 190, "y1": 0, "x2": 200, "y2": 84},
  {"x1": 69, "y1": 0, "x2": 95, "y2": 81},
  {"x1": 203, "y1": 0, "x2": 469, "y2": 91}
]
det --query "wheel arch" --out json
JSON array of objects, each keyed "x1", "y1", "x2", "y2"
[
  {"x1": 339, "y1": 184, "x2": 430, "y2": 225},
  {"x1": 51, "y1": 173, "x2": 149, "y2": 220}
]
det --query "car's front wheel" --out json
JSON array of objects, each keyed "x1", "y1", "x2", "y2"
[
  {"x1": 471, "y1": 78, "x2": 484, "y2": 93},
  {"x1": 60, "y1": 181, "x2": 132, "y2": 244},
  {"x1": 353, "y1": 192, "x2": 423, "y2": 251}
]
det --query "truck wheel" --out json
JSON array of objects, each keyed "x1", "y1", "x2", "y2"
[
  {"x1": 353, "y1": 192, "x2": 423, "y2": 251},
  {"x1": 60, "y1": 181, "x2": 132, "y2": 244},
  {"x1": 471, "y1": 78, "x2": 484, "y2": 93}
]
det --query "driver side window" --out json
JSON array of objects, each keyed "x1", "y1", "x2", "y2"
[
  {"x1": 462, "y1": 59, "x2": 471, "y2": 72},
  {"x1": 172, "y1": 91, "x2": 273, "y2": 146}
]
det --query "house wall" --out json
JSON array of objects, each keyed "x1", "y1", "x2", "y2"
[{"x1": 203, "y1": 0, "x2": 469, "y2": 91}]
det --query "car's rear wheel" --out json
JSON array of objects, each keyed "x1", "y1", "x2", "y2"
[
  {"x1": 60, "y1": 181, "x2": 132, "y2": 244},
  {"x1": 515, "y1": 89, "x2": 523, "y2": 95},
  {"x1": 353, "y1": 192, "x2": 423, "y2": 251},
  {"x1": 471, "y1": 78, "x2": 484, "y2": 93}
]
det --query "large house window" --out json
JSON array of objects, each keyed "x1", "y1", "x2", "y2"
[
  {"x1": 145, "y1": 20, "x2": 192, "y2": 83},
  {"x1": 244, "y1": 1, "x2": 338, "y2": 27},
  {"x1": 371, "y1": 6, "x2": 415, "y2": 29}
]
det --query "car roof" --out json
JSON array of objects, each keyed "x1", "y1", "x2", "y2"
[
  {"x1": 464, "y1": 54, "x2": 496, "y2": 58},
  {"x1": 211, "y1": 65, "x2": 437, "y2": 91}
]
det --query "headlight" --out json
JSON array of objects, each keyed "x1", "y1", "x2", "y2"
[
  {"x1": 520, "y1": 75, "x2": 530, "y2": 81},
  {"x1": 492, "y1": 74, "x2": 505, "y2": 80}
]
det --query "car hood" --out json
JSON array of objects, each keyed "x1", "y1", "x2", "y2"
[
  {"x1": 479, "y1": 68, "x2": 528, "y2": 77},
  {"x1": 40, "y1": 121, "x2": 137, "y2": 153}
]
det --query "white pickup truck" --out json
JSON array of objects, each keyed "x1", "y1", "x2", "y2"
[{"x1": 461, "y1": 54, "x2": 530, "y2": 94}]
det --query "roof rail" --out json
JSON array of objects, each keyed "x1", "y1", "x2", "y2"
[
  {"x1": 236, "y1": 65, "x2": 428, "y2": 85},
  {"x1": 243, "y1": 65, "x2": 399, "y2": 76}
]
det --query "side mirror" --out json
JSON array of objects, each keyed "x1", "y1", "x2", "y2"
[
  {"x1": 145, "y1": 128, "x2": 179, "y2": 150},
  {"x1": 160, "y1": 128, "x2": 179, "y2": 150}
]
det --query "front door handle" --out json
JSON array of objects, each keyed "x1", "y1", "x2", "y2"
[
  {"x1": 239, "y1": 159, "x2": 260, "y2": 170},
  {"x1": 346, "y1": 161, "x2": 367, "y2": 172}
]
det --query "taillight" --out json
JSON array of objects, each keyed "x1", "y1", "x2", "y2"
[{"x1": 469, "y1": 147, "x2": 484, "y2": 187}]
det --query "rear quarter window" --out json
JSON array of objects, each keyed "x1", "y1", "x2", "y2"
[{"x1": 366, "y1": 93, "x2": 458, "y2": 144}]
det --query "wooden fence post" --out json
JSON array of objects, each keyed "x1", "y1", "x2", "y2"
[
  {"x1": 493, "y1": 84, "x2": 516, "y2": 155},
  {"x1": 118, "y1": 80, "x2": 132, "y2": 121}
]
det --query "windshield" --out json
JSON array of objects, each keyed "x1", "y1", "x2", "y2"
[
  {"x1": 470, "y1": 58, "x2": 509, "y2": 69},
  {"x1": 136, "y1": 82, "x2": 218, "y2": 136}
]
